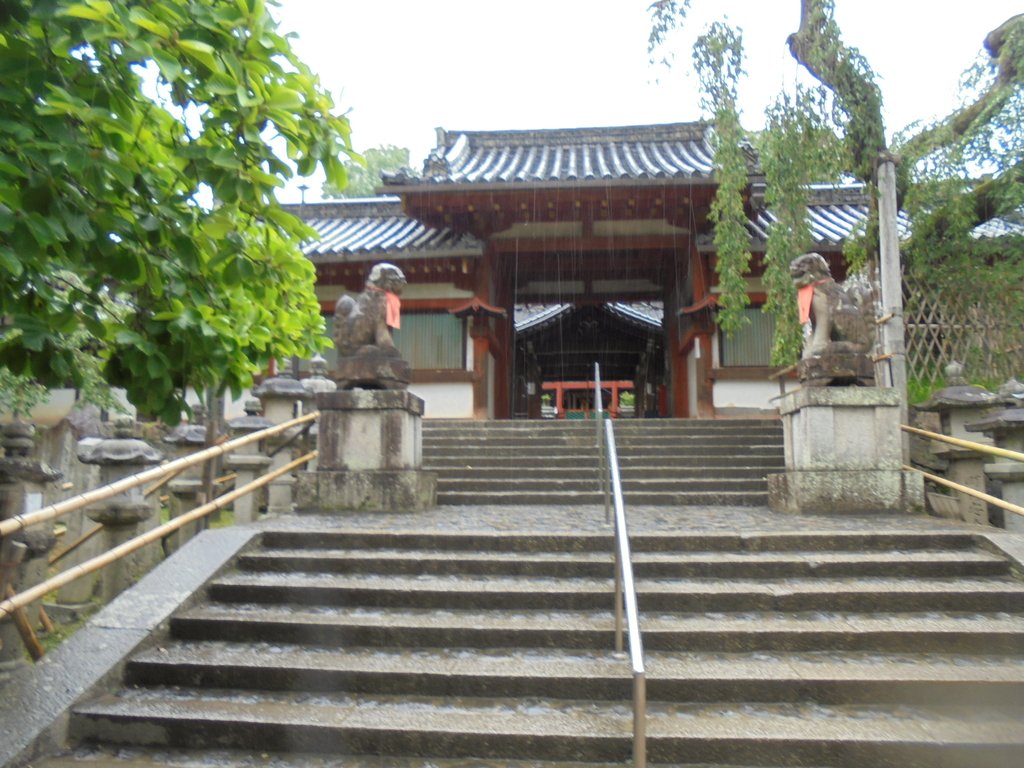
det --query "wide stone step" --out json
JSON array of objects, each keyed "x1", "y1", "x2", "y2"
[
  {"x1": 237, "y1": 546, "x2": 1008, "y2": 580},
  {"x1": 437, "y1": 478, "x2": 769, "y2": 493},
  {"x1": 205, "y1": 572, "x2": 1024, "y2": 613},
  {"x1": 35, "y1": 750, "x2": 647, "y2": 768},
  {"x1": 422, "y1": 434, "x2": 781, "y2": 448},
  {"x1": 423, "y1": 440, "x2": 783, "y2": 454},
  {"x1": 125, "y1": 642, "x2": 632, "y2": 699},
  {"x1": 643, "y1": 649, "x2": 1024, "y2": 706},
  {"x1": 641, "y1": 611, "x2": 1024, "y2": 653},
  {"x1": 424, "y1": 455, "x2": 786, "y2": 470},
  {"x1": 123, "y1": 642, "x2": 1024, "y2": 708},
  {"x1": 435, "y1": 489, "x2": 770, "y2": 506},
  {"x1": 428, "y1": 466, "x2": 779, "y2": 480},
  {"x1": 68, "y1": 688, "x2": 1024, "y2": 767},
  {"x1": 254, "y1": 530, "x2": 979, "y2": 554},
  {"x1": 170, "y1": 604, "x2": 616, "y2": 648},
  {"x1": 69, "y1": 689, "x2": 634, "y2": 762}
]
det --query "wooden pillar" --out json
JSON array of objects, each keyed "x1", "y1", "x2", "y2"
[
  {"x1": 696, "y1": 333, "x2": 715, "y2": 418},
  {"x1": 470, "y1": 321, "x2": 489, "y2": 420}
]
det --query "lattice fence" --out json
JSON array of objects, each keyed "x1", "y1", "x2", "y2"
[{"x1": 904, "y1": 276, "x2": 1024, "y2": 388}]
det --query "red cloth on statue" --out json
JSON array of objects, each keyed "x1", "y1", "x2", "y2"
[
  {"x1": 384, "y1": 291, "x2": 401, "y2": 329},
  {"x1": 367, "y1": 285, "x2": 401, "y2": 329},
  {"x1": 797, "y1": 284, "x2": 815, "y2": 324},
  {"x1": 797, "y1": 280, "x2": 830, "y2": 324}
]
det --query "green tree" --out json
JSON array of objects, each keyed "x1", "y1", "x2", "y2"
[
  {"x1": 0, "y1": 0, "x2": 357, "y2": 423},
  {"x1": 323, "y1": 144, "x2": 414, "y2": 198},
  {"x1": 650, "y1": 1, "x2": 1024, "y2": 366}
]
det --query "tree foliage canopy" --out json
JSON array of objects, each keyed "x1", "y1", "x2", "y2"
[
  {"x1": 323, "y1": 144, "x2": 413, "y2": 199},
  {"x1": 0, "y1": 0, "x2": 356, "y2": 422},
  {"x1": 649, "y1": 0, "x2": 1024, "y2": 366}
]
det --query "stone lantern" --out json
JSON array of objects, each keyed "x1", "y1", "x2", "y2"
[
  {"x1": 300, "y1": 355, "x2": 337, "y2": 472},
  {"x1": 966, "y1": 405, "x2": 1024, "y2": 533},
  {"x1": 77, "y1": 417, "x2": 163, "y2": 602},
  {"x1": 224, "y1": 400, "x2": 273, "y2": 524},
  {"x1": 0, "y1": 421, "x2": 61, "y2": 680},
  {"x1": 160, "y1": 406, "x2": 207, "y2": 553},
  {"x1": 253, "y1": 375, "x2": 306, "y2": 516},
  {"x1": 916, "y1": 363, "x2": 999, "y2": 525}
]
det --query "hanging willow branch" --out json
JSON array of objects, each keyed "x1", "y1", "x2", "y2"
[{"x1": 694, "y1": 22, "x2": 752, "y2": 335}]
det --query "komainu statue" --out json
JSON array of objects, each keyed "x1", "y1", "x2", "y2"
[
  {"x1": 789, "y1": 252, "x2": 876, "y2": 386},
  {"x1": 333, "y1": 262, "x2": 410, "y2": 389},
  {"x1": 334, "y1": 263, "x2": 407, "y2": 357}
]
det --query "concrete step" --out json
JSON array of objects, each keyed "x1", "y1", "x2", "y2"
[
  {"x1": 125, "y1": 642, "x2": 632, "y2": 699},
  {"x1": 205, "y1": 571, "x2": 1024, "y2": 613},
  {"x1": 169, "y1": 604, "x2": 617, "y2": 649},
  {"x1": 68, "y1": 688, "x2": 1024, "y2": 767},
  {"x1": 424, "y1": 455, "x2": 786, "y2": 469},
  {"x1": 640, "y1": 611, "x2": 1024, "y2": 654},
  {"x1": 31, "y1": 750, "x2": 661, "y2": 768},
  {"x1": 434, "y1": 478, "x2": 771, "y2": 495},
  {"x1": 435, "y1": 489, "x2": 771, "y2": 506},
  {"x1": 124, "y1": 641, "x2": 1024, "y2": 708},
  {"x1": 237, "y1": 546, "x2": 1009, "y2": 579},
  {"x1": 421, "y1": 466, "x2": 774, "y2": 479},
  {"x1": 168, "y1": 602, "x2": 1024, "y2": 655},
  {"x1": 253, "y1": 529, "x2": 980, "y2": 554}
]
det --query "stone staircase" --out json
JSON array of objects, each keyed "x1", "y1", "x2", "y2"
[
  {"x1": 31, "y1": 518, "x2": 1024, "y2": 767},
  {"x1": 422, "y1": 418, "x2": 785, "y2": 506}
]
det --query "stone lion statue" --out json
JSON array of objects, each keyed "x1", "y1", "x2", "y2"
[
  {"x1": 789, "y1": 252, "x2": 875, "y2": 360},
  {"x1": 333, "y1": 263, "x2": 407, "y2": 357}
]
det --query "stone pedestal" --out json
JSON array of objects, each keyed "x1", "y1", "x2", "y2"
[
  {"x1": 0, "y1": 421, "x2": 61, "y2": 678},
  {"x1": 297, "y1": 389, "x2": 436, "y2": 512},
  {"x1": 769, "y1": 388, "x2": 923, "y2": 515},
  {"x1": 162, "y1": 410, "x2": 208, "y2": 547},
  {"x1": 224, "y1": 400, "x2": 274, "y2": 525},
  {"x1": 78, "y1": 419, "x2": 163, "y2": 603},
  {"x1": 967, "y1": 408, "x2": 1024, "y2": 533},
  {"x1": 254, "y1": 376, "x2": 306, "y2": 516}
]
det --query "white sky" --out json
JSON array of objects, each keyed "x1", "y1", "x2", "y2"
[{"x1": 271, "y1": 0, "x2": 1021, "y2": 203}]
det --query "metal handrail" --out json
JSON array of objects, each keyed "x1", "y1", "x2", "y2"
[
  {"x1": 594, "y1": 364, "x2": 646, "y2": 768},
  {"x1": 901, "y1": 424, "x2": 1024, "y2": 519}
]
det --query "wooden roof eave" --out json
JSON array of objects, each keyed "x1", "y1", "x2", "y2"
[
  {"x1": 305, "y1": 246, "x2": 484, "y2": 264},
  {"x1": 379, "y1": 174, "x2": 721, "y2": 197}
]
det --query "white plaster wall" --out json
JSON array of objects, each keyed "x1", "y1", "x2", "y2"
[
  {"x1": 713, "y1": 379, "x2": 793, "y2": 412},
  {"x1": 409, "y1": 382, "x2": 474, "y2": 419}
]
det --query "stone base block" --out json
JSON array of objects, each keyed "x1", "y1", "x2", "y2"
[
  {"x1": 769, "y1": 469, "x2": 924, "y2": 515},
  {"x1": 296, "y1": 469, "x2": 436, "y2": 513}
]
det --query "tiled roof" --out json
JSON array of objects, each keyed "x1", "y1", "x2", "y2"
[
  {"x1": 286, "y1": 199, "x2": 483, "y2": 260},
  {"x1": 745, "y1": 186, "x2": 911, "y2": 248},
  {"x1": 385, "y1": 123, "x2": 718, "y2": 186}
]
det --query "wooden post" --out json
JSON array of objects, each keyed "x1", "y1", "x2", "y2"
[{"x1": 877, "y1": 154, "x2": 909, "y2": 460}]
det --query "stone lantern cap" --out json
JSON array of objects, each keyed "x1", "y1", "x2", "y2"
[
  {"x1": 227, "y1": 400, "x2": 275, "y2": 434},
  {"x1": 253, "y1": 375, "x2": 307, "y2": 399},
  {"x1": 997, "y1": 377, "x2": 1024, "y2": 406},
  {"x1": 78, "y1": 418, "x2": 163, "y2": 466},
  {"x1": 0, "y1": 421, "x2": 62, "y2": 485},
  {"x1": 162, "y1": 422, "x2": 207, "y2": 447},
  {"x1": 302, "y1": 355, "x2": 337, "y2": 399},
  {"x1": 965, "y1": 407, "x2": 1024, "y2": 436},
  {"x1": 918, "y1": 384, "x2": 999, "y2": 412}
]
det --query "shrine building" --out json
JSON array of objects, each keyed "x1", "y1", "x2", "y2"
[{"x1": 292, "y1": 122, "x2": 874, "y2": 420}]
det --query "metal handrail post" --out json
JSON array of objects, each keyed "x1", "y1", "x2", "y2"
[
  {"x1": 595, "y1": 363, "x2": 611, "y2": 523},
  {"x1": 614, "y1": 545, "x2": 624, "y2": 652},
  {"x1": 633, "y1": 672, "x2": 647, "y2": 768}
]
